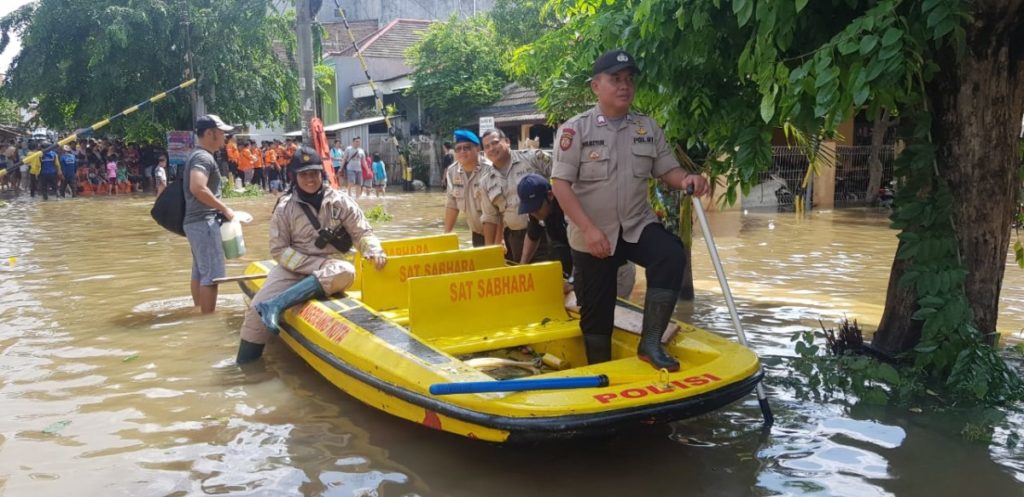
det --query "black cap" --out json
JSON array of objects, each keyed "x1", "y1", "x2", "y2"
[
  {"x1": 289, "y1": 146, "x2": 324, "y2": 173},
  {"x1": 592, "y1": 49, "x2": 639, "y2": 76},
  {"x1": 195, "y1": 114, "x2": 235, "y2": 133}
]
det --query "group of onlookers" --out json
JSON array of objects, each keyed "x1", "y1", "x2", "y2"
[
  {"x1": 224, "y1": 136, "x2": 299, "y2": 194},
  {"x1": 330, "y1": 137, "x2": 387, "y2": 198},
  {"x1": 0, "y1": 137, "x2": 169, "y2": 199}
]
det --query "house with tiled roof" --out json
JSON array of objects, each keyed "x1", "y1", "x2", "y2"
[{"x1": 322, "y1": 19, "x2": 434, "y2": 134}]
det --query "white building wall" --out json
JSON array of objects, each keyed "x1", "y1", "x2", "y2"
[{"x1": 318, "y1": 0, "x2": 496, "y2": 23}]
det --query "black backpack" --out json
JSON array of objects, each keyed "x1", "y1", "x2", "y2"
[{"x1": 151, "y1": 176, "x2": 186, "y2": 236}]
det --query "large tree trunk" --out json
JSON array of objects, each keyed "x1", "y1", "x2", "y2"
[
  {"x1": 872, "y1": 0, "x2": 1024, "y2": 355},
  {"x1": 865, "y1": 110, "x2": 891, "y2": 204}
]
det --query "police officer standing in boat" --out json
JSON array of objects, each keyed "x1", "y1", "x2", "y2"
[
  {"x1": 478, "y1": 128, "x2": 551, "y2": 262},
  {"x1": 443, "y1": 129, "x2": 493, "y2": 246},
  {"x1": 551, "y1": 49, "x2": 708, "y2": 371}
]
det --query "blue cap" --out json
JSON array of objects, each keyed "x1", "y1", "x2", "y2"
[
  {"x1": 453, "y1": 129, "x2": 480, "y2": 146},
  {"x1": 517, "y1": 174, "x2": 551, "y2": 214}
]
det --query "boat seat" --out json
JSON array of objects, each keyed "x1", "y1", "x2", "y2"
[
  {"x1": 407, "y1": 262, "x2": 579, "y2": 354},
  {"x1": 351, "y1": 233, "x2": 461, "y2": 292},
  {"x1": 361, "y1": 245, "x2": 505, "y2": 311}
]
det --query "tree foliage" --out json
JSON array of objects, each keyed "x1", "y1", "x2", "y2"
[
  {"x1": 512, "y1": 0, "x2": 1024, "y2": 403},
  {"x1": 0, "y1": 0, "x2": 299, "y2": 141},
  {"x1": 405, "y1": 15, "x2": 507, "y2": 136},
  {"x1": 490, "y1": 0, "x2": 563, "y2": 60},
  {"x1": 0, "y1": 97, "x2": 21, "y2": 128}
]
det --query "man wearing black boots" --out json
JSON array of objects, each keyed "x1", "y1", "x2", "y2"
[
  {"x1": 236, "y1": 147, "x2": 388, "y2": 364},
  {"x1": 551, "y1": 49, "x2": 708, "y2": 371}
]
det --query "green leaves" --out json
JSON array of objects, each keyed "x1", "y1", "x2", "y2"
[
  {"x1": 733, "y1": 0, "x2": 754, "y2": 27},
  {"x1": 2, "y1": 0, "x2": 299, "y2": 137},
  {"x1": 859, "y1": 35, "x2": 878, "y2": 55},
  {"x1": 407, "y1": 14, "x2": 508, "y2": 135}
]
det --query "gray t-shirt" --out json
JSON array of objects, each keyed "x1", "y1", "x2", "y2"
[
  {"x1": 182, "y1": 148, "x2": 222, "y2": 225},
  {"x1": 344, "y1": 145, "x2": 365, "y2": 172}
]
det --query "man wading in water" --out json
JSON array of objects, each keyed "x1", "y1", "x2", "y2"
[{"x1": 183, "y1": 115, "x2": 236, "y2": 313}]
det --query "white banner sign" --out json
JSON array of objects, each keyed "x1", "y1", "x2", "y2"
[{"x1": 479, "y1": 116, "x2": 495, "y2": 132}]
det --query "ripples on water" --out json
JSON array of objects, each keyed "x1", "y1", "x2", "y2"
[{"x1": 0, "y1": 192, "x2": 1022, "y2": 496}]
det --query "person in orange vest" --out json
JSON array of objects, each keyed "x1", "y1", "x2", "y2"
[
  {"x1": 236, "y1": 140, "x2": 253, "y2": 186},
  {"x1": 250, "y1": 142, "x2": 265, "y2": 190},
  {"x1": 263, "y1": 142, "x2": 277, "y2": 191},
  {"x1": 226, "y1": 135, "x2": 240, "y2": 185}
]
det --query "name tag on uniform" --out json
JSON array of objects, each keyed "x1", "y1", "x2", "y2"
[{"x1": 582, "y1": 140, "x2": 605, "y2": 147}]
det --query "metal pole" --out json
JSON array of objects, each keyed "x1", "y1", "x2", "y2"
[
  {"x1": 690, "y1": 195, "x2": 774, "y2": 427},
  {"x1": 296, "y1": 0, "x2": 317, "y2": 145},
  {"x1": 182, "y1": 0, "x2": 196, "y2": 126}
]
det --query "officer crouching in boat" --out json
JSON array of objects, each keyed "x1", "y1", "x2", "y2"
[
  {"x1": 551, "y1": 49, "x2": 708, "y2": 371},
  {"x1": 236, "y1": 147, "x2": 388, "y2": 364}
]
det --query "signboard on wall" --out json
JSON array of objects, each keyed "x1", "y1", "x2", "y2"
[
  {"x1": 479, "y1": 116, "x2": 495, "y2": 133},
  {"x1": 166, "y1": 131, "x2": 195, "y2": 178}
]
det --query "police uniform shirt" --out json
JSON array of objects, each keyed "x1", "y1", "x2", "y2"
[
  {"x1": 551, "y1": 105, "x2": 680, "y2": 254},
  {"x1": 479, "y1": 149, "x2": 552, "y2": 231},
  {"x1": 444, "y1": 155, "x2": 493, "y2": 234}
]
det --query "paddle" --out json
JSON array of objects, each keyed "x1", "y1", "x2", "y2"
[
  {"x1": 688, "y1": 186, "x2": 774, "y2": 427},
  {"x1": 212, "y1": 273, "x2": 267, "y2": 284}
]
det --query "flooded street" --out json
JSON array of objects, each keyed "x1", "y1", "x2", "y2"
[{"x1": 1, "y1": 191, "x2": 1022, "y2": 496}]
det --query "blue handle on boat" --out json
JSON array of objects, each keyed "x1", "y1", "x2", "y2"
[{"x1": 430, "y1": 375, "x2": 610, "y2": 395}]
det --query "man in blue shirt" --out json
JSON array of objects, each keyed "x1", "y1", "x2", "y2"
[
  {"x1": 59, "y1": 145, "x2": 78, "y2": 198},
  {"x1": 38, "y1": 144, "x2": 62, "y2": 201}
]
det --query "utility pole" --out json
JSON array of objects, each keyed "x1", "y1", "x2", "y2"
[
  {"x1": 296, "y1": 0, "x2": 317, "y2": 145},
  {"x1": 182, "y1": 0, "x2": 197, "y2": 126}
]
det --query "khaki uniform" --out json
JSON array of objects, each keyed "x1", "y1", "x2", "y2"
[
  {"x1": 444, "y1": 155, "x2": 493, "y2": 235},
  {"x1": 479, "y1": 149, "x2": 552, "y2": 231},
  {"x1": 240, "y1": 188, "x2": 384, "y2": 344},
  {"x1": 551, "y1": 105, "x2": 680, "y2": 254}
]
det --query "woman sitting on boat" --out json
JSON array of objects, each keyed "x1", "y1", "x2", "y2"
[{"x1": 236, "y1": 146, "x2": 388, "y2": 364}]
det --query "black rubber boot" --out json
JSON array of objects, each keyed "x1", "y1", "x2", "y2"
[
  {"x1": 637, "y1": 288, "x2": 681, "y2": 371},
  {"x1": 584, "y1": 334, "x2": 612, "y2": 365},
  {"x1": 236, "y1": 339, "x2": 266, "y2": 364},
  {"x1": 255, "y1": 275, "x2": 325, "y2": 334}
]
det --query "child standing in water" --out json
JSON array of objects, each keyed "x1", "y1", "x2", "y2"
[
  {"x1": 371, "y1": 153, "x2": 387, "y2": 197},
  {"x1": 106, "y1": 154, "x2": 118, "y2": 195},
  {"x1": 154, "y1": 155, "x2": 168, "y2": 196}
]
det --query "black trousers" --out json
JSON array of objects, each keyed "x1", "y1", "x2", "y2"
[
  {"x1": 39, "y1": 174, "x2": 58, "y2": 200},
  {"x1": 572, "y1": 223, "x2": 685, "y2": 340},
  {"x1": 503, "y1": 228, "x2": 527, "y2": 263},
  {"x1": 471, "y1": 232, "x2": 485, "y2": 247}
]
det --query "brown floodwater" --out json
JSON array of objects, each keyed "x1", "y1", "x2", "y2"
[{"x1": 1, "y1": 190, "x2": 1022, "y2": 496}]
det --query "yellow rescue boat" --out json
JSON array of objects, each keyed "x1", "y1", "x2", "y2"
[{"x1": 238, "y1": 234, "x2": 763, "y2": 443}]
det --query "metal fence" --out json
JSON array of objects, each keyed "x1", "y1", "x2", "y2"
[
  {"x1": 746, "y1": 146, "x2": 810, "y2": 210},
  {"x1": 746, "y1": 145, "x2": 895, "y2": 210},
  {"x1": 834, "y1": 145, "x2": 896, "y2": 206}
]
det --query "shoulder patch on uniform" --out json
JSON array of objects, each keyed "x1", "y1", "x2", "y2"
[{"x1": 559, "y1": 128, "x2": 576, "y2": 151}]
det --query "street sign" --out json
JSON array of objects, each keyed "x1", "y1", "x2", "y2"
[{"x1": 479, "y1": 116, "x2": 495, "y2": 133}]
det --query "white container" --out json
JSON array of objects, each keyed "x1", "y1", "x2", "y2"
[{"x1": 220, "y1": 219, "x2": 246, "y2": 259}]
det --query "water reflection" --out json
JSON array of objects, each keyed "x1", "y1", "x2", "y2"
[{"x1": 1, "y1": 192, "x2": 1023, "y2": 496}]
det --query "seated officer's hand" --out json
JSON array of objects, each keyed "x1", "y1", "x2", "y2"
[
  {"x1": 584, "y1": 226, "x2": 611, "y2": 259},
  {"x1": 681, "y1": 173, "x2": 709, "y2": 197},
  {"x1": 365, "y1": 252, "x2": 387, "y2": 270}
]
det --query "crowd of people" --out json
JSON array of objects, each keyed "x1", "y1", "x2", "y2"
[{"x1": 0, "y1": 137, "x2": 168, "y2": 199}]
